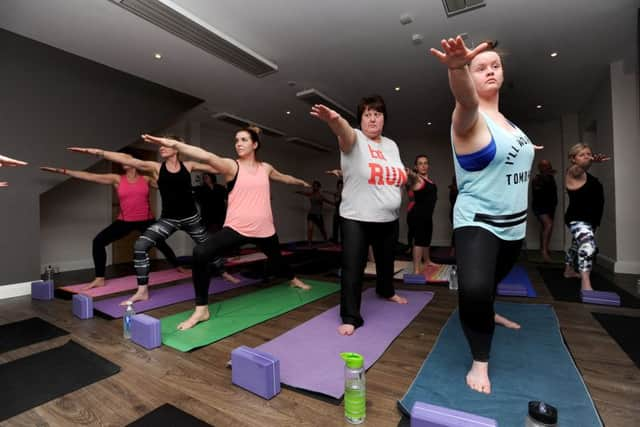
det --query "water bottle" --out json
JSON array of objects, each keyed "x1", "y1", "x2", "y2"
[
  {"x1": 341, "y1": 352, "x2": 365, "y2": 424},
  {"x1": 525, "y1": 401, "x2": 558, "y2": 427},
  {"x1": 123, "y1": 302, "x2": 135, "y2": 339},
  {"x1": 46, "y1": 265, "x2": 53, "y2": 282},
  {"x1": 449, "y1": 265, "x2": 458, "y2": 290}
]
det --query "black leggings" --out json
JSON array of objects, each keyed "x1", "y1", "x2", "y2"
[
  {"x1": 340, "y1": 217, "x2": 398, "y2": 328},
  {"x1": 454, "y1": 226, "x2": 522, "y2": 361},
  {"x1": 92, "y1": 220, "x2": 179, "y2": 277},
  {"x1": 192, "y1": 227, "x2": 293, "y2": 306}
]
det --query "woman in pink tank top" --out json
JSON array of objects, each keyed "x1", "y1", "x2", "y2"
[
  {"x1": 41, "y1": 162, "x2": 185, "y2": 289},
  {"x1": 142, "y1": 127, "x2": 312, "y2": 330}
]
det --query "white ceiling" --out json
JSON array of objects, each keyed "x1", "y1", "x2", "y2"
[{"x1": 1, "y1": 0, "x2": 638, "y2": 147}]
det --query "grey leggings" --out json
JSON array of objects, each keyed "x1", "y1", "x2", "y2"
[
  {"x1": 565, "y1": 221, "x2": 597, "y2": 273},
  {"x1": 134, "y1": 212, "x2": 216, "y2": 286}
]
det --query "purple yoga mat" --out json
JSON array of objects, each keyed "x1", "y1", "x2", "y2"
[
  {"x1": 256, "y1": 288, "x2": 434, "y2": 399},
  {"x1": 93, "y1": 275, "x2": 259, "y2": 318}
]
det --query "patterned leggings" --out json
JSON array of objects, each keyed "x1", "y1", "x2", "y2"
[
  {"x1": 565, "y1": 221, "x2": 597, "y2": 273},
  {"x1": 134, "y1": 212, "x2": 214, "y2": 285}
]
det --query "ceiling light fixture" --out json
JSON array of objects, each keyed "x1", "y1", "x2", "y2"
[
  {"x1": 395, "y1": 87, "x2": 401, "y2": 92},
  {"x1": 550, "y1": 52, "x2": 558, "y2": 57},
  {"x1": 154, "y1": 52, "x2": 162, "y2": 59},
  {"x1": 536, "y1": 105, "x2": 543, "y2": 109}
]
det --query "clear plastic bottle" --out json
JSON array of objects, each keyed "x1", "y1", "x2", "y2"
[
  {"x1": 340, "y1": 352, "x2": 365, "y2": 424},
  {"x1": 46, "y1": 265, "x2": 53, "y2": 282},
  {"x1": 449, "y1": 265, "x2": 458, "y2": 290},
  {"x1": 525, "y1": 401, "x2": 557, "y2": 427},
  {"x1": 123, "y1": 302, "x2": 135, "y2": 339}
]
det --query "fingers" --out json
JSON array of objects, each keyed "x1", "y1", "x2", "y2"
[
  {"x1": 0, "y1": 182, "x2": 8, "y2": 187},
  {"x1": 67, "y1": 147, "x2": 86, "y2": 153},
  {"x1": 533, "y1": 144, "x2": 544, "y2": 150}
]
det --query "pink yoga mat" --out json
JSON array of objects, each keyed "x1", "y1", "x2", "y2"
[
  {"x1": 256, "y1": 288, "x2": 434, "y2": 399},
  {"x1": 58, "y1": 268, "x2": 191, "y2": 298}
]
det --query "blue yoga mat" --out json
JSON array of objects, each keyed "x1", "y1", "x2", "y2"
[
  {"x1": 398, "y1": 302, "x2": 602, "y2": 426},
  {"x1": 499, "y1": 265, "x2": 537, "y2": 297}
]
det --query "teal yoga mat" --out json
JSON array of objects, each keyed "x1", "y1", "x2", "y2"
[{"x1": 398, "y1": 302, "x2": 602, "y2": 426}]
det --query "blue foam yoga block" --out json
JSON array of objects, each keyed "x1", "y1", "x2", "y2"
[
  {"x1": 31, "y1": 280, "x2": 54, "y2": 300},
  {"x1": 231, "y1": 345, "x2": 280, "y2": 399},
  {"x1": 131, "y1": 314, "x2": 161, "y2": 349},
  {"x1": 404, "y1": 274, "x2": 427, "y2": 285},
  {"x1": 411, "y1": 401, "x2": 497, "y2": 427},
  {"x1": 580, "y1": 289, "x2": 620, "y2": 306},
  {"x1": 72, "y1": 294, "x2": 93, "y2": 319}
]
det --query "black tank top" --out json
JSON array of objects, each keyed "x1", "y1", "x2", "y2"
[
  {"x1": 411, "y1": 179, "x2": 437, "y2": 216},
  {"x1": 564, "y1": 173, "x2": 604, "y2": 228},
  {"x1": 157, "y1": 161, "x2": 197, "y2": 219}
]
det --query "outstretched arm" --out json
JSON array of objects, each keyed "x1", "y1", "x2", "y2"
[
  {"x1": 0, "y1": 154, "x2": 28, "y2": 167},
  {"x1": 310, "y1": 105, "x2": 357, "y2": 154},
  {"x1": 266, "y1": 163, "x2": 310, "y2": 187},
  {"x1": 0, "y1": 182, "x2": 8, "y2": 188},
  {"x1": 68, "y1": 147, "x2": 159, "y2": 176},
  {"x1": 430, "y1": 36, "x2": 490, "y2": 138},
  {"x1": 325, "y1": 169, "x2": 343, "y2": 177},
  {"x1": 183, "y1": 160, "x2": 221, "y2": 175},
  {"x1": 141, "y1": 134, "x2": 236, "y2": 179},
  {"x1": 41, "y1": 166, "x2": 120, "y2": 185}
]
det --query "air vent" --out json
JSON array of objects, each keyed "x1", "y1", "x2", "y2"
[
  {"x1": 212, "y1": 113, "x2": 286, "y2": 137},
  {"x1": 110, "y1": 0, "x2": 278, "y2": 77},
  {"x1": 296, "y1": 89, "x2": 356, "y2": 122},
  {"x1": 286, "y1": 137, "x2": 332, "y2": 153},
  {"x1": 442, "y1": 0, "x2": 485, "y2": 17}
]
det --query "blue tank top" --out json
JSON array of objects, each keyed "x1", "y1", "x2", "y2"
[{"x1": 452, "y1": 112, "x2": 534, "y2": 240}]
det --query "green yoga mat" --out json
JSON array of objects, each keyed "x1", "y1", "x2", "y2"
[{"x1": 161, "y1": 280, "x2": 339, "y2": 352}]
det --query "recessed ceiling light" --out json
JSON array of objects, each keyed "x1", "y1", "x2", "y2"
[
  {"x1": 427, "y1": 122, "x2": 432, "y2": 126},
  {"x1": 395, "y1": 87, "x2": 401, "y2": 92},
  {"x1": 285, "y1": 111, "x2": 291, "y2": 115},
  {"x1": 536, "y1": 105, "x2": 543, "y2": 109},
  {"x1": 550, "y1": 52, "x2": 558, "y2": 57},
  {"x1": 154, "y1": 53, "x2": 162, "y2": 60}
]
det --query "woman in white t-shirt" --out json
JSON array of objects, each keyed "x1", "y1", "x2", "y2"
[{"x1": 311, "y1": 95, "x2": 408, "y2": 336}]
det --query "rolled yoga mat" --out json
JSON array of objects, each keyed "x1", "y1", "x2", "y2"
[
  {"x1": 93, "y1": 274, "x2": 260, "y2": 319},
  {"x1": 398, "y1": 302, "x2": 603, "y2": 427},
  {"x1": 0, "y1": 340, "x2": 120, "y2": 422},
  {"x1": 127, "y1": 403, "x2": 213, "y2": 427},
  {"x1": 496, "y1": 265, "x2": 537, "y2": 297},
  {"x1": 0, "y1": 317, "x2": 68, "y2": 354},
  {"x1": 161, "y1": 280, "x2": 340, "y2": 352},
  {"x1": 58, "y1": 268, "x2": 191, "y2": 298},
  {"x1": 256, "y1": 288, "x2": 434, "y2": 399}
]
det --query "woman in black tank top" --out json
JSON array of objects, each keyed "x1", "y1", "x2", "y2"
[{"x1": 68, "y1": 139, "x2": 240, "y2": 306}]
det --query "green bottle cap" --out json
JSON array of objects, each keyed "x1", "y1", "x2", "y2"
[{"x1": 340, "y1": 352, "x2": 364, "y2": 369}]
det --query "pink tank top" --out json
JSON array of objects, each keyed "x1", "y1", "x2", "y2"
[
  {"x1": 224, "y1": 162, "x2": 276, "y2": 237},
  {"x1": 117, "y1": 175, "x2": 154, "y2": 222}
]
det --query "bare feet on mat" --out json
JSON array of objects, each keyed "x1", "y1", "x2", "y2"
[
  {"x1": 563, "y1": 265, "x2": 581, "y2": 279},
  {"x1": 580, "y1": 273, "x2": 593, "y2": 291},
  {"x1": 222, "y1": 272, "x2": 241, "y2": 284},
  {"x1": 177, "y1": 306, "x2": 210, "y2": 330},
  {"x1": 290, "y1": 277, "x2": 311, "y2": 290},
  {"x1": 84, "y1": 277, "x2": 105, "y2": 290},
  {"x1": 389, "y1": 294, "x2": 408, "y2": 304},
  {"x1": 119, "y1": 286, "x2": 149, "y2": 306},
  {"x1": 494, "y1": 313, "x2": 521, "y2": 329},
  {"x1": 176, "y1": 266, "x2": 191, "y2": 274},
  {"x1": 338, "y1": 324, "x2": 355, "y2": 336},
  {"x1": 466, "y1": 361, "x2": 491, "y2": 394}
]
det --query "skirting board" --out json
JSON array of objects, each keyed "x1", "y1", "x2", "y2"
[{"x1": 0, "y1": 281, "x2": 36, "y2": 300}]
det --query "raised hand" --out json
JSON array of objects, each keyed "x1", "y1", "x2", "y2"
[
  {"x1": 301, "y1": 180, "x2": 312, "y2": 188},
  {"x1": 533, "y1": 144, "x2": 544, "y2": 150},
  {"x1": 40, "y1": 166, "x2": 66, "y2": 175},
  {"x1": 592, "y1": 153, "x2": 611, "y2": 163},
  {"x1": 310, "y1": 104, "x2": 341, "y2": 123},
  {"x1": 141, "y1": 134, "x2": 178, "y2": 148},
  {"x1": 0, "y1": 154, "x2": 28, "y2": 167},
  {"x1": 68, "y1": 147, "x2": 103, "y2": 156},
  {"x1": 429, "y1": 35, "x2": 490, "y2": 69},
  {"x1": 325, "y1": 169, "x2": 342, "y2": 177},
  {"x1": 0, "y1": 182, "x2": 8, "y2": 187}
]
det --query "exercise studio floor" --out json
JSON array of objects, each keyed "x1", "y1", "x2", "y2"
[{"x1": 1, "y1": 252, "x2": 638, "y2": 427}]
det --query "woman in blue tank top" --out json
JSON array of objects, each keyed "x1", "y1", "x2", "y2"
[{"x1": 431, "y1": 37, "x2": 540, "y2": 394}]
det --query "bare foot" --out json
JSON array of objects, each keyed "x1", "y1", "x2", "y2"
[
  {"x1": 563, "y1": 265, "x2": 581, "y2": 279},
  {"x1": 389, "y1": 294, "x2": 408, "y2": 304},
  {"x1": 495, "y1": 313, "x2": 521, "y2": 329},
  {"x1": 426, "y1": 261, "x2": 441, "y2": 268},
  {"x1": 176, "y1": 266, "x2": 191, "y2": 274},
  {"x1": 83, "y1": 277, "x2": 105, "y2": 290},
  {"x1": 290, "y1": 277, "x2": 312, "y2": 290},
  {"x1": 466, "y1": 361, "x2": 491, "y2": 394},
  {"x1": 177, "y1": 306, "x2": 210, "y2": 331},
  {"x1": 338, "y1": 324, "x2": 355, "y2": 336},
  {"x1": 222, "y1": 272, "x2": 241, "y2": 284},
  {"x1": 119, "y1": 286, "x2": 149, "y2": 306},
  {"x1": 542, "y1": 252, "x2": 553, "y2": 263},
  {"x1": 580, "y1": 273, "x2": 593, "y2": 291}
]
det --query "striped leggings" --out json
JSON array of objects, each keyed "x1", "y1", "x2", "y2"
[
  {"x1": 134, "y1": 212, "x2": 214, "y2": 286},
  {"x1": 565, "y1": 221, "x2": 597, "y2": 273}
]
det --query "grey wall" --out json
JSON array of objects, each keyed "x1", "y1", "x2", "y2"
[{"x1": 0, "y1": 29, "x2": 201, "y2": 285}]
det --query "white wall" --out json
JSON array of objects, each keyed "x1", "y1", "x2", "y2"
[{"x1": 610, "y1": 60, "x2": 640, "y2": 273}]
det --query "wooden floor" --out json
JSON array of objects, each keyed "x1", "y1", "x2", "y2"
[{"x1": 1, "y1": 258, "x2": 639, "y2": 427}]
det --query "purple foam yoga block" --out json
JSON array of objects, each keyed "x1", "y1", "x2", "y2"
[
  {"x1": 580, "y1": 289, "x2": 621, "y2": 306},
  {"x1": 411, "y1": 402, "x2": 497, "y2": 427},
  {"x1": 130, "y1": 314, "x2": 161, "y2": 349},
  {"x1": 497, "y1": 283, "x2": 528, "y2": 297},
  {"x1": 231, "y1": 345, "x2": 280, "y2": 399},
  {"x1": 31, "y1": 280, "x2": 54, "y2": 300},
  {"x1": 72, "y1": 294, "x2": 93, "y2": 319},
  {"x1": 404, "y1": 274, "x2": 427, "y2": 285}
]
